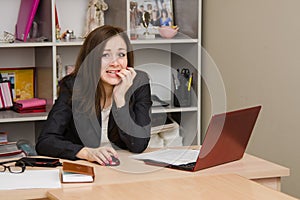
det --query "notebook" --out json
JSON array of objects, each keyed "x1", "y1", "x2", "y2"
[
  {"x1": 15, "y1": 0, "x2": 40, "y2": 42},
  {"x1": 61, "y1": 162, "x2": 95, "y2": 183},
  {"x1": 132, "y1": 105, "x2": 262, "y2": 171}
]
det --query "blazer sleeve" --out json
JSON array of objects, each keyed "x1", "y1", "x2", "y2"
[
  {"x1": 35, "y1": 77, "x2": 84, "y2": 160},
  {"x1": 109, "y1": 70, "x2": 152, "y2": 153}
]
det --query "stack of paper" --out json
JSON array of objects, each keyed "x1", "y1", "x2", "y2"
[{"x1": 0, "y1": 169, "x2": 61, "y2": 190}]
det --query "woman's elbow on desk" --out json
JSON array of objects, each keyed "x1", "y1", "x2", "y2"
[{"x1": 126, "y1": 138, "x2": 150, "y2": 153}]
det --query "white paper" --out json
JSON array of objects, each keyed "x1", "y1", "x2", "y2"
[
  {"x1": 130, "y1": 149, "x2": 200, "y2": 165},
  {"x1": 62, "y1": 171, "x2": 93, "y2": 183},
  {"x1": 0, "y1": 169, "x2": 61, "y2": 190}
]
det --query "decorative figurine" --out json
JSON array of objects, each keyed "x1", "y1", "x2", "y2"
[
  {"x1": 130, "y1": 1, "x2": 138, "y2": 40},
  {"x1": 83, "y1": 0, "x2": 108, "y2": 37},
  {"x1": 140, "y1": 11, "x2": 155, "y2": 39}
]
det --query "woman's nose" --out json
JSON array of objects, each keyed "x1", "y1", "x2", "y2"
[{"x1": 109, "y1": 57, "x2": 120, "y2": 66}]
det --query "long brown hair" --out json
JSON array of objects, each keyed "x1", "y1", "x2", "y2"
[{"x1": 71, "y1": 25, "x2": 134, "y2": 117}]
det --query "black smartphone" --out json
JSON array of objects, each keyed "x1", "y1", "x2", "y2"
[{"x1": 16, "y1": 157, "x2": 62, "y2": 167}]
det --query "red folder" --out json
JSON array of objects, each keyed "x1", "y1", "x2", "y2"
[
  {"x1": 13, "y1": 98, "x2": 47, "y2": 113},
  {"x1": 14, "y1": 98, "x2": 47, "y2": 109},
  {"x1": 15, "y1": 0, "x2": 40, "y2": 42}
]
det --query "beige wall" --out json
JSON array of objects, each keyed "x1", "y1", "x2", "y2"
[{"x1": 202, "y1": 0, "x2": 300, "y2": 198}]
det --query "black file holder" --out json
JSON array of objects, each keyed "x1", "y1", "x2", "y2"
[{"x1": 173, "y1": 73, "x2": 191, "y2": 107}]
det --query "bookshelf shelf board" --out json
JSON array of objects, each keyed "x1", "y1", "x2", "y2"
[
  {"x1": 0, "y1": 42, "x2": 53, "y2": 48},
  {"x1": 151, "y1": 106, "x2": 198, "y2": 114},
  {"x1": 0, "y1": 107, "x2": 197, "y2": 123},
  {"x1": 0, "y1": 110, "x2": 48, "y2": 123},
  {"x1": 55, "y1": 39, "x2": 84, "y2": 46},
  {"x1": 131, "y1": 38, "x2": 198, "y2": 45},
  {"x1": 53, "y1": 38, "x2": 198, "y2": 46}
]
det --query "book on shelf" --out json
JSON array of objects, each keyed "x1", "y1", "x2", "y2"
[
  {"x1": 15, "y1": 0, "x2": 40, "y2": 42},
  {"x1": 0, "y1": 67, "x2": 35, "y2": 101},
  {"x1": 14, "y1": 98, "x2": 46, "y2": 109},
  {"x1": 0, "y1": 142, "x2": 26, "y2": 159},
  {"x1": 0, "y1": 81, "x2": 13, "y2": 110},
  {"x1": 61, "y1": 162, "x2": 95, "y2": 183},
  {"x1": 13, "y1": 98, "x2": 47, "y2": 113},
  {"x1": 0, "y1": 132, "x2": 8, "y2": 144}
]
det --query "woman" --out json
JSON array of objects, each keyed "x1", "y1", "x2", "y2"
[
  {"x1": 159, "y1": 9, "x2": 172, "y2": 26},
  {"x1": 36, "y1": 25, "x2": 152, "y2": 166}
]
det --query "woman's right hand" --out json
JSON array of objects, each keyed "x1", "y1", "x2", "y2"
[{"x1": 76, "y1": 146, "x2": 118, "y2": 166}]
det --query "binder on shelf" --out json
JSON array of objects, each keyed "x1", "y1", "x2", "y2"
[
  {"x1": 0, "y1": 81, "x2": 13, "y2": 110},
  {"x1": 15, "y1": 0, "x2": 40, "y2": 42}
]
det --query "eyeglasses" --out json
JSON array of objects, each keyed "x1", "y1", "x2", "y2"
[{"x1": 0, "y1": 160, "x2": 26, "y2": 174}]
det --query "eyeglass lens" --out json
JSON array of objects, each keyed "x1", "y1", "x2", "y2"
[{"x1": 0, "y1": 162, "x2": 25, "y2": 173}]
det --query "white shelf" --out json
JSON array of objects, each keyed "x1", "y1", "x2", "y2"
[
  {"x1": 53, "y1": 37, "x2": 198, "y2": 46},
  {"x1": 0, "y1": 110, "x2": 48, "y2": 123},
  {"x1": 0, "y1": 42, "x2": 53, "y2": 48},
  {"x1": 55, "y1": 39, "x2": 84, "y2": 46},
  {"x1": 131, "y1": 38, "x2": 198, "y2": 45},
  {"x1": 152, "y1": 106, "x2": 198, "y2": 114},
  {"x1": 0, "y1": 106, "x2": 197, "y2": 123}
]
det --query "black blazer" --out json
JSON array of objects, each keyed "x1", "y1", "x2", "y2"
[{"x1": 36, "y1": 70, "x2": 152, "y2": 160}]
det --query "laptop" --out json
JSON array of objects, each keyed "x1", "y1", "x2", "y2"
[{"x1": 133, "y1": 105, "x2": 261, "y2": 172}]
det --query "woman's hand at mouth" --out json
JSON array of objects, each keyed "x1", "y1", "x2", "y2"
[{"x1": 113, "y1": 67, "x2": 136, "y2": 108}]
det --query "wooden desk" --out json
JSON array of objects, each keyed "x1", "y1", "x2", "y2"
[
  {"x1": 0, "y1": 150, "x2": 290, "y2": 200},
  {"x1": 47, "y1": 174, "x2": 298, "y2": 200}
]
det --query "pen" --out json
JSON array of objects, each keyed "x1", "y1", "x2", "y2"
[
  {"x1": 187, "y1": 74, "x2": 192, "y2": 91},
  {"x1": 172, "y1": 73, "x2": 179, "y2": 90}
]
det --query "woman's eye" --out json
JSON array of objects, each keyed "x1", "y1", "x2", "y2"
[
  {"x1": 102, "y1": 53, "x2": 111, "y2": 59},
  {"x1": 119, "y1": 52, "x2": 126, "y2": 57}
]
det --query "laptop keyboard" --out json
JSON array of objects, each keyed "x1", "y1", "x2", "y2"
[{"x1": 177, "y1": 162, "x2": 196, "y2": 170}]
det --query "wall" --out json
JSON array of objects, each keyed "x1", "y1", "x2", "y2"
[{"x1": 202, "y1": 0, "x2": 300, "y2": 198}]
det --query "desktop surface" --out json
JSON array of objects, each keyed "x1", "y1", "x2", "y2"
[
  {"x1": 47, "y1": 174, "x2": 297, "y2": 200},
  {"x1": 0, "y1": 148, "x2": 290, "y2": 200}
]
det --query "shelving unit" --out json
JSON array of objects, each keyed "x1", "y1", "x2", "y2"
[{"x1": 0, "y1": 0, "x2": 201, "y2": 146}]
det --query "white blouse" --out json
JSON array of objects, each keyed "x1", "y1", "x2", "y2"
[{"x1": 101, "y1": 105, "x2": 112, "y2": 146}]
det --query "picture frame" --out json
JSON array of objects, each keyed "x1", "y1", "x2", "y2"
[
  {"x1": 129, "y1": 0, "x2": 174, "y2": 39},
  {"x1": 0, "y1": 68, "x2": 35, "y2": 101}
]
